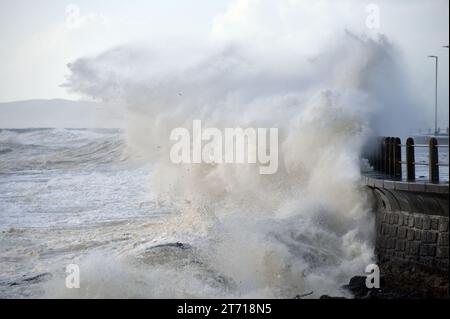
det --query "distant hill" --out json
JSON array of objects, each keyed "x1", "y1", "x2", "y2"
[{"x1": 0, "y1": 99, "x2": 125, "y2": 128}]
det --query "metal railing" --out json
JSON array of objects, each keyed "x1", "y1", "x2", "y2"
[{"x1": 364, "y1": 136, "x2": 449, "y2": 183}]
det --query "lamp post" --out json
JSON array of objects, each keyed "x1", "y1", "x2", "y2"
[
  {"x1": 428, "y1": 55, "x2": 438, "y2": 135},
  {"x1": 443, "y1": 45, "x2": 449, "y2": 137}
]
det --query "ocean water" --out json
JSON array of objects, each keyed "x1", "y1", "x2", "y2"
[{"x1": 0, "y1": 128, "x2": 374, "y2": 298}]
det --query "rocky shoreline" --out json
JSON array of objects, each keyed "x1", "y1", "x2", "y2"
[{"x1": 320, "y1": 268, "x2": 449, "y2": 299}]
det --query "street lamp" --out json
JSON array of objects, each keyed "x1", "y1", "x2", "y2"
[
  {"x1": 428, "y1": 55, "x2": 438, "y2": 135},
  {"x1": 443, "y1": 46, "x2": 449, "y2": 136}
]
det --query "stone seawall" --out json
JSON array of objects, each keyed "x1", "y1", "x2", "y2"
[
  {"x1": 377, "y1": 210, "x2": 448, "y2": 272},
  {"x1": 369, "y1": 186, "x2": 449, "y2": 274}
]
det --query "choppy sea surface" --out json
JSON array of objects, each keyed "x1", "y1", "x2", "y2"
[
  {"x1": 0, "y1": 128, "x2": 447, "y2": 299},
  {"x1": 0, "y1": 128, "x2": 176, "y2": 298},
  {"x1": 0, "y1": 128, "x2": 374, "y2": 299}
]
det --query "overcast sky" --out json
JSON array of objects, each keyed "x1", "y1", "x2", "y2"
[{"x1": 0, "y1": 0, "x2": 448, "y2": 128}]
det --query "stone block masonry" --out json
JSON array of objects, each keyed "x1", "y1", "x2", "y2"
[
  {"x1": 370, "y1": 187, "x2": 449, "y2": 274},
  {"x1": 376, "y1": 211, "x2": 449, "y2": 272}
]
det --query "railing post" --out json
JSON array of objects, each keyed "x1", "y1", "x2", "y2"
[
  {"x1": 406, "y1": 137, "x2": 415, "y2": 181},
  {"x1": 384, "y1": 137, "x2": 390, "y2": 175},
  {"x1": 429, "y1": 137, "x2": 439, "y2": 183},
  {"x1": 389, "y1": 137, "x2": 395, "y2": 176},
  {"x1": 374, "y1": 137, "x2": 379, "y2": 171},
  {"x1": 394, "y1": 137, "x2": 402, "y2": 179},
  {"x1": 378, "y1": 136, "x2": 384, "y2": 173},
  {"x1": 377, "y1": 136, "x2": 383, "y2": 171}
]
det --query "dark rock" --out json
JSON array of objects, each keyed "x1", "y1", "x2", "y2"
[
  {"x1": 146, "y1": 242, "x2": 191, "y2": 251},
  {"x1": 343, "y1": 275, "x2": 386, "y2": 299},
  {"x1": 4, "y1": 272, "x2": 52, "y2": 287},
  {"x1": 319, "y1": 295, "x2": 347, "y2": 299},
  {"x1": 319, "y1": 268, "x2": 449, "y2": 299}
]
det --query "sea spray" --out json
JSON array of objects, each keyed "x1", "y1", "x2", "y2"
[{"x1": 52, "y1": 24, "x2": 418, "y2": 297}]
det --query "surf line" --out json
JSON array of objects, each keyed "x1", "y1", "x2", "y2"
[{"x1": 169, "y1": 120, "x2": 279, "y2": 174}]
